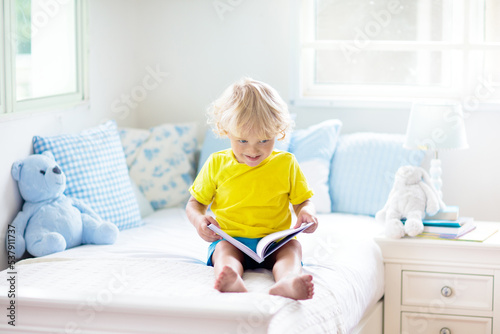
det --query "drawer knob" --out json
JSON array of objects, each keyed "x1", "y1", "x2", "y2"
[
  {"x1": 440, "y1": 328, "x2": 451, "y2": 334},
  {"x1": 441, "y1": 286, "x2": 452, "y2": 297}
]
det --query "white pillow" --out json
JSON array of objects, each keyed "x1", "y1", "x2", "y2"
[
  {"x1": 120, "y1": 128, "x2": 150, "y2": 167},
  {"x1": 119, "y1": 123, "x2": 198, "y2": 210}
]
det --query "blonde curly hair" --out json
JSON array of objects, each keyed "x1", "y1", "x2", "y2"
[{"x1": 207, "y1": 78, "x2": 293, "y2": 141}]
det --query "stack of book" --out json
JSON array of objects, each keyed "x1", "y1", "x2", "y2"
[
  {"x1": 402, "y1": 206, "x2": 498, "y2": 242},
  {"x1": 404, "y1": 206, "x2": 478, "y2": 240}
]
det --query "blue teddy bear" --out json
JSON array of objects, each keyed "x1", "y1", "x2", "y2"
[{"x1": 8, "y1": 151, "x2": 119, "y2": 260}]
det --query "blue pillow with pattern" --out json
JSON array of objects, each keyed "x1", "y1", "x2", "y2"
[
  {"x1": 33, "y1": 120, "x2": 142, "y2": 230},
  {"x1": 119, "y1": 123, "x2": 198, "y2": 210}
]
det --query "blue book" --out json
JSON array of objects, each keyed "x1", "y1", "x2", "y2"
[
  {"x1": 423, "y1": 216, "x2": 473, "y2": 228},
  {"x1": 425, "y1": 205, "x2": 459, "y2": 220}
]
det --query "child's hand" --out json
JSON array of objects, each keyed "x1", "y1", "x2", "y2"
[
  {"x1": 293, "y1": 200, "x2": 318, "y2": 233},
  {"x1": 195, "y1": 215, "x2": 223, "y2": 242},
  {"x1": 186, "y1": 196, "x2": 223, "y2": 242}
]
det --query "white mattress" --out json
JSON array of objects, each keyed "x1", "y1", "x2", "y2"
[{"x1": 0, "y1": 208, "x2": 384, "y2": 334}]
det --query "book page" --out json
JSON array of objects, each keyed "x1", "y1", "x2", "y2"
[
  {"x1": 208, "y1": 222, "x2": 314, "y2": 263},
  {"x1": 256, "y1": 222, "x2": 314, "y2": 258},
  {"x1": 207, "y1": 224, "x2": 263, "y2": 262}
]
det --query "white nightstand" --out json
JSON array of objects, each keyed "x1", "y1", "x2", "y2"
[{"x1": 375, "y1": 221, "x2": 500, "y2": 334}]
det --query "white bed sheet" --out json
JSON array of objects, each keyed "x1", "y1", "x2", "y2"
[{"x1": 1, "y1": 208, "x2": 384, "y2": 334}]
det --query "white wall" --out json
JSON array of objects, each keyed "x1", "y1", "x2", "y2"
[
  {"x1": 0, "y1": 0, "x2": 140, "y2": 269},
  {"x1": 133, "y1": 0, "x2": 292, "y2": 131},
  {"x1": 133, "y1": 0, "x2": 500, "y2": 221}
]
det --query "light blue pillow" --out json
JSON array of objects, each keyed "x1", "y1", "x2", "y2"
[
  {"x1": 32, "y1": 120, "x2": 143, "y2": 230},
  {"x1": 197, "y1": 128, "x2": 291, "y2": 174},
  {"x1": 197, "y1": 129, "x2": 231, "y2": 174},
  {"x1": 329, "y1": 132, "x2": 425, "y2": 216},
  {"x1": 289, "y1": 119, "x2": 343, "y2": 213}
]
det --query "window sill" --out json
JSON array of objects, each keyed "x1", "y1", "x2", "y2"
[
  {"x1": 289, "y1": 96, "x2": 500, "y2": 111},
  {"x1": 0, "y1": 100, "x2": 90, "y2": 125},
  {"x1": 290, "y1": 96, "x2": 412, "y2": 110}
]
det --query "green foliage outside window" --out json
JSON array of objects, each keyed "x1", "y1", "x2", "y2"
[{"x1": 15, "y1": 0, "x2": 31, "y2": 54}]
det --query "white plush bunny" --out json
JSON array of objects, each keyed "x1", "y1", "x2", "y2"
[{"x1": 376, "y1": 165, "x2": 446, "y2": 239}]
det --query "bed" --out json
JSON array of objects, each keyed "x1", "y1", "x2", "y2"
[
  {"x1": 0, "y1": 119, "x2": 425, "y2": 333},
  {"x1": 0, "y1": 208, "x2": 384, "y2": 334}
]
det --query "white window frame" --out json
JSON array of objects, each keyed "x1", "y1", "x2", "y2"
[
  {"x1": 291, "y1": 0, "x2": 500, "y2": 109},
  {"x1": 0, "y1": 0, "x2": 88, "y2": 117}
]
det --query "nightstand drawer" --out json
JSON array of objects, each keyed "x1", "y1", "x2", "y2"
[
  {"x1": 402, "y1": 271, "x2": 493, "y2": 311},
  {"x1": 402, "y1": 312, "x2": 492, "y2": 334}
]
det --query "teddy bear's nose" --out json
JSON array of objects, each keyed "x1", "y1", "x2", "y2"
[{"x1": 52, "y1": 166, "x2": 61, "y2": 175}]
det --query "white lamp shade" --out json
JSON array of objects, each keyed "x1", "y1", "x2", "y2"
[{"x1": 404, "y1": 102, "x2": 469, "y2": 151}]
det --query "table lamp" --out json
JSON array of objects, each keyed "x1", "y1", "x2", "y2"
[{"x1": 404, "y1": 101, "x2": 469, "y2": 200}]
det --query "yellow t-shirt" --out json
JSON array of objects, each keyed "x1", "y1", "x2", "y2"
[{"x1": 189, "y1": 149, "x2": 314, "y2": 238}]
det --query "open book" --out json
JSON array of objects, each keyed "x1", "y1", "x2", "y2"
[{"x1": 207, "y1": 222, "x2": 314, "y2": 263}]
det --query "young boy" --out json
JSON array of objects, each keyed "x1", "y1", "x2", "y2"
[{"x1": 186, "y1": 78, "x2": 318, "y2": 300}]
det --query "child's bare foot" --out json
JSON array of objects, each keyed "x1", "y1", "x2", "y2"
[
  {"x1": 214, "y1": 266, "x2": 247, "y2": 293},
  {"x1": 269, "y1": 274, "x2": 314, "y2": 300}
]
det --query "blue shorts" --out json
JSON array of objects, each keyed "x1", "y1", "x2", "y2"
[
  {"x1": 207, "y1": 237, "x2": 265, "y2": 269},
  {"x1": 207, "y1": 237, "x2": 303, "y2": 269}
]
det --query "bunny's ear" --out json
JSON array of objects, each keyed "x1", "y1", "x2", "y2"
[
  {"x1": 419, "y1": 167, "x2": 432, "y2": 184},
  {"x1": 420, "y1": 167, "x2": 447, "y2": 208},
  {"x1": 11, "y1": 161, "x2": 23, "y2": 181}
]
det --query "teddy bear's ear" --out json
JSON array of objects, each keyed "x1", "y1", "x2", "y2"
[
  {"x1": 11, "y1": 161, "x2": 23, "y2": 181},
  {"x1": 42, "y1": 151, "x2": 55, "y2": 160}
]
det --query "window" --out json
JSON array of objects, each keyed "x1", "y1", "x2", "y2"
[
  {"x1": 0, "y1": 0, "x2": 87, "y2": 115},
  {"x1": 292, "y1": 0, "x2": 500, "y2": 107}
]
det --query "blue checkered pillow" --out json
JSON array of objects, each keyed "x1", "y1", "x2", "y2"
[{"x1": 32, "y1": 120, "x2": 142, "y2": 230}]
